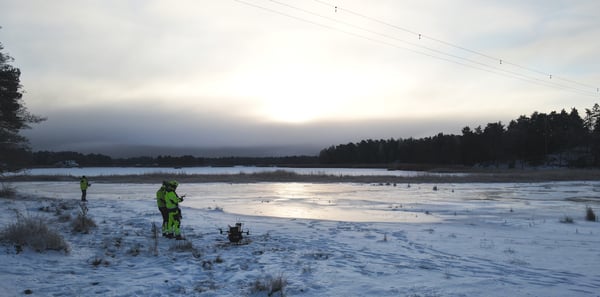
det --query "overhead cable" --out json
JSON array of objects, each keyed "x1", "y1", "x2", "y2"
[
  {"x1": 234, "y1": 0, "x2": 598, "y2": 98},
  {"x1": 313, "y1": 0, "x2": 598, "y2": 91}
]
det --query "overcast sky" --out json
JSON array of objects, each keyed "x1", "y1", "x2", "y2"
[{"x1": 1, "y1": 0, "x2": 599, "y2": 157}]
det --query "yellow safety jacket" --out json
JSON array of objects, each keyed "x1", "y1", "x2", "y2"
[
  {"x1": 156, "y1": 186, "x2": 167, "y2": 208},
  {"x1": 80, "y1": 178, "x2": 89, "y2": 190},
  {"x1": 165, "y1": 190, "x2": 182, "y2": 209}
]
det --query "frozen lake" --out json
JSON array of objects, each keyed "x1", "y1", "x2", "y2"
[{"x1": 12, "y1": 180, "x2": 600, "y2": 223}]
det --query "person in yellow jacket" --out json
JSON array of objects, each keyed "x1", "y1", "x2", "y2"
[
  {"x1": 156, "y1": 181, "x2": 169, "y2": 237},
  {"x1": 164, "y1": 180, "x2": 185, "y2": 240},
  {"x1": 80, "y1": 176, "x2": 90, "y2": 202}
]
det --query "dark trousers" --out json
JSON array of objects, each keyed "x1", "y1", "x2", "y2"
[
  {"x1": 159, "y1": 206, "x2": 169, "y2": 234},
  {"x1": 81, "y1": 190, "x2": 87, "y2": 201}
]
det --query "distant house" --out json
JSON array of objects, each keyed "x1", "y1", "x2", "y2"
[{"x1": 55, "y1": 160, "x2": 80, "y2": 167}]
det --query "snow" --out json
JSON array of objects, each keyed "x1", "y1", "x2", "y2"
[{"x1": 1, "y1": 180, "x2": 599, "y2": 296}]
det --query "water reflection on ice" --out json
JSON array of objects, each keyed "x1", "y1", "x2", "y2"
[
  {"x1": 210, "y1": 182, "x2": 436, "y2": 222},
  {"x1": 11, "y1": 181, "x2": 600, "y2": 223}
]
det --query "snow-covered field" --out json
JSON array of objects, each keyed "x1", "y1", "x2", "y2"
[{"x1": 1, "y1": 181, "x2": 599, "y2": 296}]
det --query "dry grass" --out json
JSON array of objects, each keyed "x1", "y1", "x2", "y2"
[
  {"x1": 149, "y1": 222, "x2": 159, "y2": 256},
  {"x1": 1, "y1": 216, "x2": 69, "y2": 253},
  {"x1": 72, "y1": 203, "x2": 96, "y2": 233},
  {"x1": 169, "y1": 240, "x2": 202, "y2": 258},
  {"x1": 72, "y1": 214, "x2": 97, "y2": 233},
  {"x1": 586, "y1": 207, "x2": 596, "y2": 222},
  {"x1": 560, "y1": 216, "x2": 574, "y2": 224},
  {"x1": 251, "y1": 274, "x2": 287, "y2": 296},
  {"x1": 0, "y1": 182, "x2": 16, "y2": 198}
]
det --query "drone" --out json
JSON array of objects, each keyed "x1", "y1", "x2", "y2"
[{"x1": 219, "y1": 222, "x2": 250, "y2": 243}]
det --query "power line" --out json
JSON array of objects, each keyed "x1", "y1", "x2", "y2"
[
  {"x1": 262, "y1": 0, "x2": 596, "y2": 97},
  {"x1": 236, "y1": 0, "x2": 598, "y2": 97},
  {"x1": 313, "y1": 0, "x2": 599, "y2": 91},
  {"x1": 234, "y1": 0, "x2": 599, "y2": 98}
]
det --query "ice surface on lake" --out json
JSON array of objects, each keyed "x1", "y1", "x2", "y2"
[{"x1": 12, "y1": 181, "x2": 600, "y2": 223}]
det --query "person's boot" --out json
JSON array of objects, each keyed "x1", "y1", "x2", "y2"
[{"x1": 175, "y1": 235, "x2": 185, "y2": 240}]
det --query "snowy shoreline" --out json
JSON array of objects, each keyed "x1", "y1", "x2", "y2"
[
  {"x1": 1, "y1": 181, "x2": 599, "y2": 296},
  {"x1": 5, "y1": 168, "x2": 600, "y2": 184}
]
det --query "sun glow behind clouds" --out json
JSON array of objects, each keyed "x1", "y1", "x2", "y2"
[
  {"x1": 257, "y1": 66, "x2": 351, "y2": 123},
  {"x1": 232, "y1": 60, "x2": 394, "y2": 124}
]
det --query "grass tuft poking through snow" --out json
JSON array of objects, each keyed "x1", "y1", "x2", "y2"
[
  {"x1": 169, "y1": 239, "x2": 202, "y2": 258},
  {"x1": 560, "y1": 216, "x2": 574, "y2": 224},
  {"x1": 0, "y1": 182, "x2": 16, "y2": 198},
  {"x1": 1, "y1": 215, "x2": 69, "y2": 253},
  {"x1": 149, "y1": 222, "x2": 159, "y2": 256},
  {"x1": 71, "y1": 203, "x2": 96, "y2": 233},
  {"x1": 251, "y1": 273, "x2": 287, "y2": 296},
  {"x1": 585, "y1": 206, "x2": 596, "y2": 222}
]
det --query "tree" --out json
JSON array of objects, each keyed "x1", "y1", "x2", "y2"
[
  {"x1": 0, "y1": 39, "x2": 44, "y2": 172},
  {"x1": 482, "y1": 122, "x2": 505, "y2": 167}
]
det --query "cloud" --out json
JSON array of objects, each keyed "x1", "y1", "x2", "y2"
[
  {"x1": 22, "y1": 101, "x2": 498, "y2": 157},
  {"x1": 3, "y1": 0, "x2": 599, "y2": 157}
]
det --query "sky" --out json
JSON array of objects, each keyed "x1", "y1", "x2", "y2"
[{"x1": 1, "y1": 0, "x2": 599, "y2": 157}]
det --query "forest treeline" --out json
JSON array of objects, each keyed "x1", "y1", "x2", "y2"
[
  {"x1": 30, "y1": 151, "x2": 319, "y2": 168},
  {"x1": 27, "y1": 104, "x2": 600, "y2": 169},
  {"x1": 319, "y1": 105, "x2": 600, "y2": 168}
]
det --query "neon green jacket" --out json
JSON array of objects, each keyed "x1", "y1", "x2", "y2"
[
  {"x1": 156, "y1": 186, "x2": 167, "y2": 208},
  {"x1": 80, "y1": 178, "x2": 89, "y2": 190},
  {"x1": 165, "y1": 190, "x2": 182, "y2": 209}
]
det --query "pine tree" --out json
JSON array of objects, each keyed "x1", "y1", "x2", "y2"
[{"x1": 0, "y1": 39, "x2": 45, "y2": 172}]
